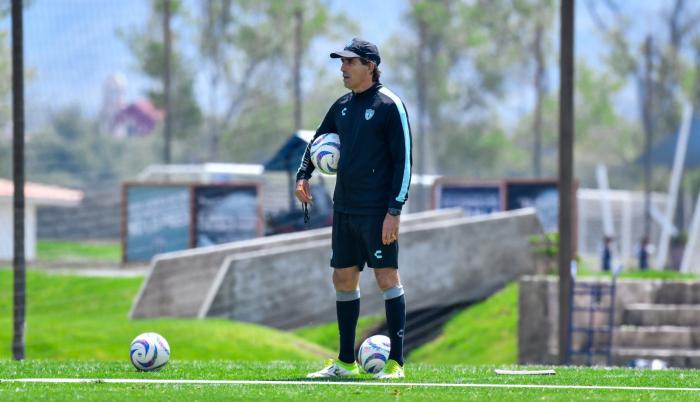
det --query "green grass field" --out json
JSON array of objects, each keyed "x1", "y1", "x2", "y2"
[
  {"x1": 0, "y1": 269, "x2": 330, "y2": 361},
  {"x1": 3, "y1": 256, "x2": 700, "y2": 400},
  {"x1": 36, "y1": 240, "x2": 121, "y2": 262},
  {"x1": 410, "y1": 283, "x2": 518, "y2": 365},
  {"x1": 0, "y1": 265, "x2": 518, "y2": 365},
  {"x1": 1, "y1": 360, "x2": 700, "y2": 401}
]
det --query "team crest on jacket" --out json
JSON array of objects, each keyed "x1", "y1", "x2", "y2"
[{"x1": 365, "y1": 109, "x2": 375, "y2": 120}]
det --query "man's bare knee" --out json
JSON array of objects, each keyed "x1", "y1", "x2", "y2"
[
  {"x1": 373, "y1": 268, "x2": 400, "y2": 291},
  {"x1": 333, "y1": 266, "x2": 360, "y2": 291}
]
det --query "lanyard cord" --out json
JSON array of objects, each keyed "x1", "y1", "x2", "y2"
[{"x1": 303, "y1": 202, "x2": 310, "y2": 225}]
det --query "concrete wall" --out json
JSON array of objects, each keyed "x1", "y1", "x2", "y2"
[
  {"x1": 518, "y1": 276, "x2": 561, "y2": 365},
  {"x1": 130, "y1": 208, "x2": 465, "y2": 319},
  {"x1": 37, "y1": 189, "x2": 120, "y2": 240},
  {"x1": 204, "y1": 208, "x2": 542, "y2": 329}
]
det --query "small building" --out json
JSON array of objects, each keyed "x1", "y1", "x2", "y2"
[
  {"x1": 0, "y1": 179, "x2": 83, "y2": 261},
  {"x1": 112, "y1": 99, "x2": 164, "y2": 138}
]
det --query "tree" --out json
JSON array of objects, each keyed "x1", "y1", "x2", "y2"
[
  {"x1": 121, "y1": 0, "x2": 202, "y2": 163},
  {"x1": 386, "y1": 0, "x2": 533, "y2": 180},
  {"x1": 586, "y1": 0, "x2": 700, "y2": 140},
  {"x1": 198, "y1": 0, "x2": 233, "y2": 160},
  {"x1": 26, "y1": 106, "x2": 103, "y2": 187},
  {"x1": 508, "y1": 0, "x2": 557, "y2": 177},
  {"x1": 24, "y1": 105, "x2": 160, "y2": 189},
  {"x1": 586, "y1": 0, "x2": 700, "y2": 253},
  {"x1": 508, "y1": 61, "x2": 641, "y2": 186},
  {"x1": 196, "y1": 0, "x2": 354, "y2": 162}
]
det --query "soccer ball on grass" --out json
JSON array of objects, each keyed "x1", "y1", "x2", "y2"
[
  {"x1": 357, "y1": 334, "x2": 391, "y2": 374},
  {"x1": 129, "y1": 332, "x2": 170, "y2": 371}
]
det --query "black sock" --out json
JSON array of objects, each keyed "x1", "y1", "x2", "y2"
[
  {"x1": 385, "y1": 294, "x2": 406, "y2": 366},
  {"x1": 336, "y1": 298, "x2": 360, "y2": 364}
]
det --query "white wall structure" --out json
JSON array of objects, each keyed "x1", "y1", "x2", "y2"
[
  {"x1": 0, "y1": 179, "x2": 83, "y2": 261},
  {"x1": 577, "y1": 188, "x2": 668, "y2": 267},
  {"x1": 682, "y1": 190, "x2": 700, "y2": 273},
  {"x1": 0, "y1": 202, "x2": 36, "y2": 260},
  {"x1": 595, "y1": 164, "x2": 615, "y2": 237}
]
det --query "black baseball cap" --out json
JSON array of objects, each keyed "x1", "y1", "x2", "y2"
[{"x1": 330, "y1": 38, "x2": 381, "y2": 65}]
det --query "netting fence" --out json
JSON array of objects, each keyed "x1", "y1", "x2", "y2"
[{"x1": 3, "y1": 0, "x2": 699, "y2": 364}]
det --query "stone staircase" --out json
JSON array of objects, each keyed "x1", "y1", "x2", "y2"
[
  {"x1": 611, "y1": 302, "x2": 700, "y2": 367},
  {"x1": 519, "y1": 277, "x2": 700, "y2": 368}
]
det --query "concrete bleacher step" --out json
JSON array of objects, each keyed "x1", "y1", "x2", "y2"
[
  {"x1": 613, "y1": 347, "x2": 700, "y2": 368},
  {"x1": 614, "y1": 325, "x2": 700, "y2": 349},
  {"x1": 651, "y1": 282, "x2": 700, "y2": 304},
  {"x1": 623, "y1": 304, "x2": 700, "y2": 326}
]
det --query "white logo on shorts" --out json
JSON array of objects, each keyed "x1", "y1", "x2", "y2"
[{"x1": 374, "y1": 250, "x2": 383, "y2": 259}]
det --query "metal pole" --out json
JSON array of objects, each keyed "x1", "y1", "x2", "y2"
[
  {"x1": 415, "y1": 12, "x2": 428, "y2": 211},
  {"x1": 558, "y1": 0, "x2": 575, "y2": 365},
  {"x1": 163, "y1": 0, "x2": 172, "y2": 164},
  {"x1": 11, "y1": 0, "x2": 26, "y2": 361},
  {"x1": 642, "y1": 36, "x2": 653, "y2": 240}
]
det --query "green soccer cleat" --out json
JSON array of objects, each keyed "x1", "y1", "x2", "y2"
[
  {"x1": 373, "y1": 359, "x2": 405, "y2": 379},
  {"x1": 306, "y1": 359, "x2": 360, "y2": 378}
]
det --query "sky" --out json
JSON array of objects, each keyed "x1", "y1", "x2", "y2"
[
  {"x1": 7, "y1": 0, "x2": 681, "y2": 127},
  {"x1": 22, "y1": 0, "x2": 150, "y2": 116},
  {"x1": 18, "y1": 0, "x2": 408, "y2": 118}
]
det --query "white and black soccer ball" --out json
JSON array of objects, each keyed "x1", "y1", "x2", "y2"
[
  {"x1": 310, "y1": 133, "x2": 340, "y2": 175},
  {"x1": 357, "y1": 334, "x2": 391, "y2": 374},
  {"x1": 129, "y1": 332, "x2": 170, "y2": 371}
]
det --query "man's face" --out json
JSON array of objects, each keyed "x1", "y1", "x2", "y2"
[{"x1": 340, "y1": 57, "x2": 373, "y2": 91}]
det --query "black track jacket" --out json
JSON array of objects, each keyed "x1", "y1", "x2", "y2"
[{"x1": 297, "y1": 82, "x2": 412, "y2": 215}]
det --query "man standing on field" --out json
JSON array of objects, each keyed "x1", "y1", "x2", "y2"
[{"x1": 296, "y1": 38, "x2": 412, "y2": 380}]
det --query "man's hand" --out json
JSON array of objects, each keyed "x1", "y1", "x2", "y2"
[
  {"x1": 295, "y1": 179, "x2": 313, "y2": 204},
  {"x1": 382, "y1": 213, "x2": 400, "y2": 245}
]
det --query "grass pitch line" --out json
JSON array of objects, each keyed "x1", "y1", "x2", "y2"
[
  {"x1": 3, "y1": 378, "x2": 700, "y2": 392},
  {"x1": 494, "y1": 369, "x2": 556, "y2": 375}
]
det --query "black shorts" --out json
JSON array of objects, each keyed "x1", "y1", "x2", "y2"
[{"x1": 330, "y1": 211, "x2": 399, "y2": 270}]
